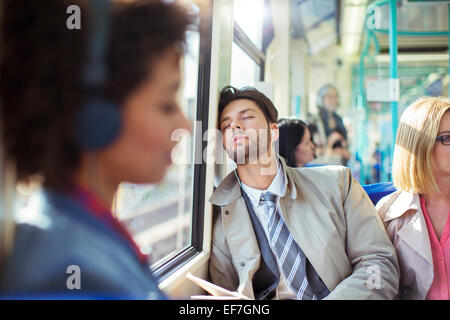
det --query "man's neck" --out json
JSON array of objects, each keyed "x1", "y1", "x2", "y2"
[{"x1": 236, "y1": 153, "x2": 279, "y2": 190}]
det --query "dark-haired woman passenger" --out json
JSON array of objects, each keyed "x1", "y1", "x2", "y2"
[
  {"x1": 0, "y1": 0, "x2": 191, "y2": 299},
  {"x1": 277, "y1": 118, "x2": 316, "y2": 167}
]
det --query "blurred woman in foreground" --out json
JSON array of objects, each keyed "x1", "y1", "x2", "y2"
[{"x1": 0, "y1": 0, "x2": 191, "y2": 299}]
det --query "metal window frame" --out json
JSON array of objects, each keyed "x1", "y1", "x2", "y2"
[{"x1": 233, "y1": 22, "x2": 266, "y2": 67}]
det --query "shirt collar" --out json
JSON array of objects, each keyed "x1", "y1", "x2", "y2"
[
  {"x1": 209, "y1": 155, "x2": 298, "y2": 207},
  {"x1": 240, "y1": 160, "x2": 287, "y2": 207}
]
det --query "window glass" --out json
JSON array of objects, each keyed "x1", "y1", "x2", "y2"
[
  {"x1": 233, "y1": 0, "x2": 265, "y2": 49},
  {"x1": 230, "y1": 42, "x2": 261, "y2": 89},
  {"x1": 114, "y1": 29, "x2": 199, "y2": 267}
]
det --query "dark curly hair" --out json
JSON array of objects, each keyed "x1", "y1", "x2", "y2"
[
  {"x1": 0, "y1": 0, "x2": 191, "y2": 190},
  {"x1": 218, "y1": 86, "x2": 278, "y2": 128}
]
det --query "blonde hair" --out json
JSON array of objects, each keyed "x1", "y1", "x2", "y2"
[{"x1": 392, "y1": 96, "x2": 450, "y2": 194}]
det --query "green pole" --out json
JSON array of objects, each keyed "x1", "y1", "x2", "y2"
[
  {"x1": 295, "y1": 95, "x2": 301, "y2": 118},
  {"x1": 389, "y1": 0, "x2": 398, "y2": 170}
]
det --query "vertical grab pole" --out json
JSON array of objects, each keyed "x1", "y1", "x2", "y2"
[
  {"x1": 295, "y1": 95, "x2": 301, "y2": 118},
  {"x1": 389, "y1": 0, "x2": 399, "y2": 167}
]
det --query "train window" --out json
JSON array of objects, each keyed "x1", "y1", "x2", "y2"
[
  {"x1": 233, "y1": 0, "x2": 265, "y2": 50},
  {"x1": 230, "y1": 42, "x2": 261, "y2": 88},
  {"x1": 230, "y1": 0, "x2": 267, "y2": 88},
  {"x1": 113, "y1": 1, "x2": 210, "y2": 279}
]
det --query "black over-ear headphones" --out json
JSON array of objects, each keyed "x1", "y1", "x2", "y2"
[{"x1": 75, "y1": 0, "x2": 121, "y2": 151}]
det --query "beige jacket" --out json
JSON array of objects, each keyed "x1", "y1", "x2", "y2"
[
  {"x1": 376, "y1": 191, "x2": 434, "y2": 300},
  {"x1": 209, "y1": 158, "x2": 399, "y2": 299}
]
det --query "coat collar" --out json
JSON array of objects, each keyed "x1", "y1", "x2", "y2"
[
  {"x1": 382, "y1": 191, "x2": 420, "y2": 222},
  {"x1": 382, "y1": 191, "x2": 433, "y2": 269},
  {"x1": 209, "y1": 155, "x2": 298, "y2": 207}
]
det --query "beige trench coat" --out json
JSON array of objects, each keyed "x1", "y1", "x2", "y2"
[
  {"x1": 376, "y1": 191, "x2": 434, "y2": 299},
  {"x1": 209, "y1": 157, "x2": 399, "y2": 299}
]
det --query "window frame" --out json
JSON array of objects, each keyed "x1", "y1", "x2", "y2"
[{"x1": 233, "y1": 22, "x2": 265, "y2": 67}]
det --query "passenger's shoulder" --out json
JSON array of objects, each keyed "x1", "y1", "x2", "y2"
[
  {"x1": 375, "y1": 190, "x2": 413, "y2": 222},
  {"x1": 287, "y1": 165, "x2": 354, "y2": 200},
  {"x1": 375, "y1": 190, "x2": 401, "y2": 210},
  {"x1": 292, "y1": 165, "x2": 351, "y2": 182}
]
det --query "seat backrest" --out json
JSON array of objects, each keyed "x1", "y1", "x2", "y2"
[{"x1": 362, "y1": 182, "x2": 396, "y2": 206}]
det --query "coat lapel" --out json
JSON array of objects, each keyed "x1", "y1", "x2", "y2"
[
  {"x1": 397, "y1": 212, "x2": 433, "y2": 264},
  {"x1": 220, "y1": 198, "x2": 261, "y2": 299},
  {"x1": 384, "y1": 192, "x2": 433, "y2": 267},
  {"x1": 382, "y1": 191, "x2": 434, "y2": 298}
]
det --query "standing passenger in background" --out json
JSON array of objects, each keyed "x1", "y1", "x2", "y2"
[
  {"x1": 308, "y1": 84, "x2": 348, "y2": 157},
  {"x1": 277, "y1": 118, "x2": 316, "y2": 167},
  {"x1": 0, "y1": 0, "x2": 191, "y2": 299},
  {"x1": 376, "y1": 97, "x2": 450, "y2": 300}
]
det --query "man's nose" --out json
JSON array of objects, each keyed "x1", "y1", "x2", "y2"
[{"x1": 230, "y1": 120, "x2": 243, "y2": 131}]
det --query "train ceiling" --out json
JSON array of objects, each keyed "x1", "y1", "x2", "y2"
[{"x1": 290, "y1": 0, "x2": 449, "y2": 55}]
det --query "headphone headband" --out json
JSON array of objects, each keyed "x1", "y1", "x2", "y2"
[
  {"x1": 75, "y1": 0, "x2": 121, "y2": 151},
  {"x1": 82, "y1": 0, "x2": 111, "y2": 90}
]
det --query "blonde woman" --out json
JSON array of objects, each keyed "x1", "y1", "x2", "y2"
[{"x1": 376, "y1": 96, "x2": 450, "y2": 300}]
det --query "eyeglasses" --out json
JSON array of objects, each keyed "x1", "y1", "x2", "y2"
[{"x1": 436, "y1": 134, "x2": 450, "y2": 145}]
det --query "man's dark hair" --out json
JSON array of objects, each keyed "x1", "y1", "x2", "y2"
[
  {"x1": 277, "y1": 118, "x2": 309, "y2": 167},
  {"x1": 0, "y1": 0, "x2": 191, "y2": 190},
  {"x1": 218, "y1": 86, "x2": 278, "y2": 127}
]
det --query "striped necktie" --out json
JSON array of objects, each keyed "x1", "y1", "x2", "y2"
[{"x1": 259, "y1": 191, "x2": 317, "y2": 300}]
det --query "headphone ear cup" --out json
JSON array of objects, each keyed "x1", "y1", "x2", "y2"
[{"x1": 75, "y1": 97, "x2": 121, "y2": 150}]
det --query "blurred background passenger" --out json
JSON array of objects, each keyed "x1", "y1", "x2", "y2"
[
  {"x1": 371, "y1": 143, "x2": 382, "y2": 183},
  {"x1": 277, "y1": 118, "x2": 316, "y2": 167},
  {"x1": 308, "y1": 83, "x2": 348, "y2": 159},
  {"x1": 320, "y1": 129, "x2": 351, "y2": 166},
  {"x1": 376, "y1": 97, "x2": 450, "y2": 300},
  {"x1": 0, "y1": 0, "x2": 191, "y2": 298}
]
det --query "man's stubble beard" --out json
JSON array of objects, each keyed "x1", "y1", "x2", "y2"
[{"x1": 229, "y1": 128, "x2": 271, "y2": 165}]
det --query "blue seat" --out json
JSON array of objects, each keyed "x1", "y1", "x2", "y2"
[{"x1": 362, "y1": 182, "x2": 396, "y2": 206}]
